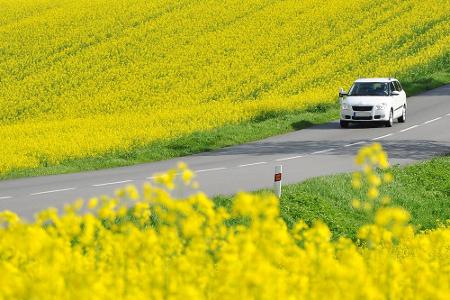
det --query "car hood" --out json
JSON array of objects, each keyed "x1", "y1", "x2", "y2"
[{"x1": 343, "y1": 96, "x2": 389, "y2": 106}]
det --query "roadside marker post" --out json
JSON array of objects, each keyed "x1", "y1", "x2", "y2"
[{"x1": 274, "y1": 165, "x2": 282, "y2": 198}]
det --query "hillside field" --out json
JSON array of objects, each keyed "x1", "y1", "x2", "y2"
[{"x1": 1, "y1": 0, "x2": 449, "y2": 176}]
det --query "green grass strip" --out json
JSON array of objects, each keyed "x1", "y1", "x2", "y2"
[
  {"x1": 2, "y1": 67, "x2": 449, "y2": 181},
  {"x1": 214, "y1": 155, "x2": 450, "y2": 240}
]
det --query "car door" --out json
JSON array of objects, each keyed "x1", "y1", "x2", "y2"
[
  {"x1": 390, "y1": 81, "x2": 401, "y2": 117},
  {"x1": 396, "y1": 80, "x2": 406, "y2": 107}
]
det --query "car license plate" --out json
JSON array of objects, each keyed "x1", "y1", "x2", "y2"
[{"x1": 354, "y1": 111, "x2": 372, "y2": 117}]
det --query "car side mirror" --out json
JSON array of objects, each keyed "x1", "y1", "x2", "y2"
[
  {"x1": 339, "y1": 87, "x2": 348, "y2": 97},
  {"x1": 391, "y1": 91, "x2": 400, "y2": 96}
]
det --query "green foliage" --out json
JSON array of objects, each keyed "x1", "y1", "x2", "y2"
[{"x1": 214, "y1": 155, "x2": 450, "y2": 239}]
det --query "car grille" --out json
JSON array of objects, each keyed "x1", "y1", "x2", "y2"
[
  {"x1": 352, "y1": 116, "x2": 372, "y2": 120},
  {"x1": 352, "y1": 106, "x2": 373, "y2": 111}
]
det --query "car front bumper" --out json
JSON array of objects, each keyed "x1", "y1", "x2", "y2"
[{"x1": 340, "y1": 108, "x2": 389, "y2": 121}]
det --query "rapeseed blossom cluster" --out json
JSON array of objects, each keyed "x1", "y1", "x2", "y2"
[
  {"x1": 0, "y1": 145, "x2": 449, "y2": 299},
  {"x1": 1, "y1": 0, "x2": 450, "y2": 174},
  {"x1": 351, "y1": 142, "x2": 392, "y2": 211},
  {"x1": 351, "y1": 143, "x2": 415, "y2": 248}
]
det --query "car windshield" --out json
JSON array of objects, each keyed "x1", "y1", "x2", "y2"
[{"x1": 348, "y1": 82, "x2": 388, "y2": 96}]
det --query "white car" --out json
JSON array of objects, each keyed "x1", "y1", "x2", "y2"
[{"x1": 339, "y1": 78, "x2": 407, "y2": 128}]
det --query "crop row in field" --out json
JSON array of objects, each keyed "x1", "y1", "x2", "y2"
[{"x1": 0, "y1": 0, "x2": 449, "y2": 174}]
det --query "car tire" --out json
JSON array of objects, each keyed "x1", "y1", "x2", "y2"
[
  {"x1": 385, "y1": 109, "x2": 393, "y2": 127},
  {"x1": 398, "y1": 105, "x2": 406, "y2": 123},
  {"x1": 340, "y1": 120, "x2": 349, "y2": 128}
]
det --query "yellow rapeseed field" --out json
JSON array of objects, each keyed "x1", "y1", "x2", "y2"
[
  {"x1": 0, "y1": 144, "x2": 448, "y2": 299},
  {"x1": 1, "y1": 0, "x2": 449, "y2": 174}
]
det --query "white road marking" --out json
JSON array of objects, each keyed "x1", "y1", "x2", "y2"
[
  {"x1": 371, "y1": 133, "x2": 393, "y2": 141},
  {"x1": 276, "y1": 155, "x2": 304, "y2": 162},
  {"x1": 92, "y1": 180, "x2": 133, "y2": 187},
  {"x1": 238, "y1": 161, "x2": 267, "y2": 167},
  {"x1": 30, "y1": 187, "x2": 76, "y2": 196},
  {"x1": 312, "y1": 148, "x2": 335, "y2": 154},
  {"x1": 195, "y1": 167, "x2": 227, "y2": 173},
  {"x1": 400, "y1": 125, "x2": 419, "y2": 132},
  {"x1": 344, "y1": 141, "x2": 366, "y2": 147},
  {"x1": 0, "y1": 196, "x2": 12, "y2": 200},
  {"x1": 446, "y1": 113, "x2": 450, "y2": 116},
  {"x1": 423, "y1": 117, "x2": 442, "y2": 124}
]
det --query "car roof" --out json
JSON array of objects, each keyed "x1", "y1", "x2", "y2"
[{"x1": 354, "y1": 78, "x2": 397, "y2": 83}]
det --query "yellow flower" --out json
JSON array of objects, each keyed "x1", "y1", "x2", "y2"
[
  {"x1": 352, "y1": 178, "x2": 361, "y2": 189},
  {"x1": 118, "y1": 206, "x2": 128, "y2": 217},
  {"x1": 352, "y1": 172, "x2": 362, "y2": 189},
  {"x1": 372, "y1": 143, "x2": 382, "y2": 153},
  {"x1": 383, "y1": 173, "x2": 393, "y2": 184},
  {"x1": 87, "y1": 198, "x2": 98, "y2": 209},
  {"x1": 0, "y1": 161, "x2": 448, "y2": 299},
  {"x1": 73, "y1": 199, "x2": 84, "y2": 211},
  {"x1": 378, "y1": 153, "x2": 390, "y2": 169},
  {"x1": 182, "y1": 169, "x2": 194, "y2": 185},
  {"x1": 177, "y1": 162, "x2": 188, "y2": 170},
  {"x1": 363, "y1": 164, "x2": 372, "y2": 175},
  {"x1": 0, "y1": 1, "x2": 448, "y2": 297},
  {"x1": 368, "y1": 174, "x2": 381, "y2": 187},
  {"x1": 0, "y1": 0, "x2": 445, "y2": 179},
  {"x1": 125, "y1": 185, "x2": 139, "y2": 200},
  {"x1": 367, "y1": 187, "x2": 379, "y2": 199},
  {"x1": 352, "y1": 199, "x2": 361, "y2": 209}
]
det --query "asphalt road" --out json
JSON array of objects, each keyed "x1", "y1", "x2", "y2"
[{"x1": 1, "y1": 85, "x2": 450, "y2": 219}]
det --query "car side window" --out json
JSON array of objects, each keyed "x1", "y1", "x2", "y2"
[
  {"x1": 389, "y1": 82, "x2": 396, "y2": 94},
  {"x1": 396, "y1": 81, "x2": 403, "y2": 91},
  {"x1": 393, "y1": 81, "x2": 399, "y2": 91}
]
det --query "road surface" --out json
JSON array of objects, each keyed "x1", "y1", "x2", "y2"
[{"x1": 1, "y1": 85, "x2": 449, "y2": 219}]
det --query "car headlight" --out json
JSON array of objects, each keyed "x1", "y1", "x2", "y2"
[
  {"x1": 375, "y1": 103, "x2": 387, "y2": 110},
  {"x1": 341, "y1": 102, "x2": 350, "y2": 110}
]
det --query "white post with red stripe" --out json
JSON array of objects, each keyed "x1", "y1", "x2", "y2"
[{"x1": 274, "y1": 165, "x2": 282, "y2": 197}]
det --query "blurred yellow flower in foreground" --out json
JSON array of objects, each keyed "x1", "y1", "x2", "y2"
[{"x1": 0, "y1": 146, "x2": 448, "y2": 299}]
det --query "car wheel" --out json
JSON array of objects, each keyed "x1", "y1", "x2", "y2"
[
  {"x1": 398, "y1": 105, "x2": 406, "y2": 123},
  {"x1": 340, "y1": 120, "x2": 349, "y2": 128},
  {"x1": 385, "y1": 109, "x2": 393, "y2": 127}
]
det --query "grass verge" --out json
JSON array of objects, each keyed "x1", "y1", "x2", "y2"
[
  {"x1": 2, "y1": 67, "x2": 449, "y2": 181},
  {"x1": 2, "y1": 105, "x2": 339, "y2": 180},
  {"x1": 214, "y1": 155, "x2": 450, "y2": 239}
]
